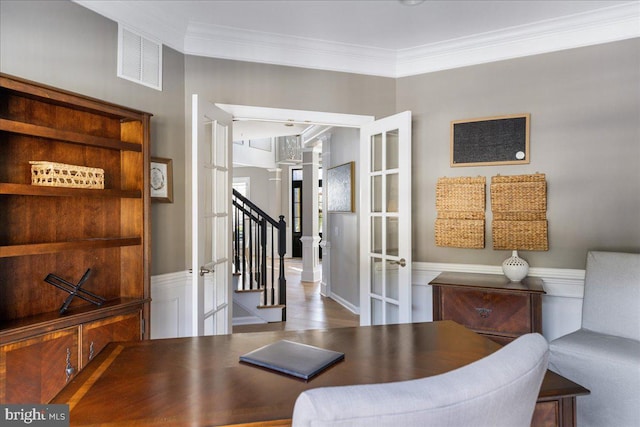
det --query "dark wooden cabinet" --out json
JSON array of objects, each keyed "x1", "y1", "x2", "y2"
[
  {"x1": 0, "y1": 74, "x2": 151, "y2": 403},
  {"x1": 430, "y1": 272, "x2": 545, "y2": 344}
]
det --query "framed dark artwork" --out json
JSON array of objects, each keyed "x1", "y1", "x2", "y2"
[
  {"x1": 327, "y1": 162, "x2": 355, "y2": 213},
  {"x1": 150, "y1": 157, "x2": 173, "y2": 203},
  {"x1": 451, "y1": 113, "x2": 530, "y2": 167}
]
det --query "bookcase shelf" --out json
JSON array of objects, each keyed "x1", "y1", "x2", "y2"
[
  {"x1": 0, "y1": 237, "x2": 142, "y2": 258},
  {"x1": 0, "y1": 183, "x2": 141, "y2": 198},
  {"x1": 0, "y1": 118, "x2": 143, "y2": 152},
  {"x1": 0, "y1": 73, "x2": 151, "y2": 404}
]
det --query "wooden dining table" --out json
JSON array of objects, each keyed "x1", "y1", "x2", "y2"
[{"x1": 52, "y1": 320, "x2": 588, "y2": 426}]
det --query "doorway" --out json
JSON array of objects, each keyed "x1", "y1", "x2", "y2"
[{"x1": 218, "y1": 103, "x2": 374, "y2": 306}]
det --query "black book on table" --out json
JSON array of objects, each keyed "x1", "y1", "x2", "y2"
[{"x1": 239, "y1": 340, "x2": 345, "y2": 380}]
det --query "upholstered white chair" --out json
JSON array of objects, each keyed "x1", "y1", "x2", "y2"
[
  {"x1": 549, "y1": 251, "x2": 640, "y2": 427},
  {"x1": 292, "y1": 333, "x2": 549, "y2": 427}
]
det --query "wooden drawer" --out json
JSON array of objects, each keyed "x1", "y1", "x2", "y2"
[
  {"x1": 0, "y1": 327, "x2": 79, "y2": 404},
  {"x1": 440, "y1": 287, "x2": 532, "y2": 336},
  {"x1": 533, "y1": 400, "x2": 559, "y2": 427},
  {"x1": 80, "y1": 311, "x2": 142, "y2": 369}
]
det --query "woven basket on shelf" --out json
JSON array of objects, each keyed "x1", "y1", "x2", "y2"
[{"x1": 30, "y1": 161, "x2": 104, "y2": 189}]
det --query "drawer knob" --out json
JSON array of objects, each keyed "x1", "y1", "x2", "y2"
[
  {"x1": 475, "y1": 307, "x2": 492, "y2": 318},
  {"x1": 65, "y1": 347, "x2": 76, "y2": 382}
]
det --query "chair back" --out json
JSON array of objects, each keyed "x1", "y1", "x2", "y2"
[
  {"x1": 582, "y1": 251, "x2": 640, "y2": 341},
  {"x1": 292, "y1": 333, "x2": 549, "y2": 427}
]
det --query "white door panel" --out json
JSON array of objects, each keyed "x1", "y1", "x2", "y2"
[
  {"x1": 191, "y1": 94, "x2": 233, "y2": 336},
  {"x1": 360, "y1": 111, "x2": 412, "y2": 326}
]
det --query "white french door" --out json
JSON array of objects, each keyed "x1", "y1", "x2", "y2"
[
  {"x1": 191, "y1": 94, "x2": 233, "y2": 336},
  {"x1": 359, "y1": 111, "x2": 412, "y2": 326}
]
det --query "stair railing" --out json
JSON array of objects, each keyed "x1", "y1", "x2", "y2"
[{"x1": 232, "y1": 189, "x2": 287, "y2": 321}]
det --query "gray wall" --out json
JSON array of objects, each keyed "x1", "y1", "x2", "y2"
[
  {"x1": 398, "y1": 39, "x2": 640, "y2": 269},
  {"x1": 233, "y1": 166, "x2": 272, "y2": 214},
  {"x1": 326, "y1": 128, "x2": 361, "y2": 307},
  {"x1": 0, "y1": 0, "x2": 186, "y2": 276}
]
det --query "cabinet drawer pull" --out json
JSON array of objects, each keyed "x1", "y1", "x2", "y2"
[
  {"x1": 65, "y1": 347, "x2": 76, "y2": 382},
  {"x1": 474, "y1": 307, "x2": 492, "y2": 318},
  {"x1": 89, "y1": 341, "x2": 95, "y2": 361}
]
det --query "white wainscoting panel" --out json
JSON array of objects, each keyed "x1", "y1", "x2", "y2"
[{"x1": 150, "y1": 271, "x2": 191, "y2": 339}]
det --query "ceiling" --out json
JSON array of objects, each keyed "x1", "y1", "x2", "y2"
[{"x1": 75, "y1": 1, "x2": 638, "y2": 78}]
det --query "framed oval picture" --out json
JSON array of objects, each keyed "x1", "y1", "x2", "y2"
[{"x1": 150, "y1": 157, "x2": 173, "y2": 203}]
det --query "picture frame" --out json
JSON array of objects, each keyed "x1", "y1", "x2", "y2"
[
  {"x1": 327, "y1": 162, "x2": 355, "y2": 213},
  {"x1": 150, "y1": 157, "x2": 173, "y2": 203},
  {"x1": 450, "y1": 113, "x2": 530, "y2": 167}
]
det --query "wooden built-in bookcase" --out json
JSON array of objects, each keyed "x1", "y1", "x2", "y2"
[{"x1": 0, "y1": 74, "x2": 151, "y2": 403}]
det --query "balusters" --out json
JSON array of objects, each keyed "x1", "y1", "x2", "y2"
[{"x1": 232, "y1": 190, "x2": 287, "y2": 320}]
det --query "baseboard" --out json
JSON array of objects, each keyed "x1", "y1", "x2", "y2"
[
  {"x1": 232, "y1": 316, "x2": 267, "y2": 326},
  {"x1": 329, "y1": 291, "x2": 360, "y2": 315}
]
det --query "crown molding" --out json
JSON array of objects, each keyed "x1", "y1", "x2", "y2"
[
  {"x1": 75, "y1": 1, "x2": 639, "y2": 78},
  {"x1": 184, "y1": 22, "x2": 397, "y2": 77},
  {"x1": 396, "y1": 2, "x2": 640, "y2": 77}
]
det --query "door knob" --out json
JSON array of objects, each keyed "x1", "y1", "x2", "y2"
[
  {"x1": 189, "y1": 267, "x2": 214, "y2": 276},
  {"x1": 391, "y1": 258, "x2": 407, "y2": 267}
]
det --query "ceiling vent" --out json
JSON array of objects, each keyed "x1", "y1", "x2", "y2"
[{"x1": 118, "y1": 25, "x2": 162, "y2": 91}]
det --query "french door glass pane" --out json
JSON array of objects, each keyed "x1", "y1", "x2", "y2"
[
  {"x1": 386, "y1": 129, "x2": 399, "y2": 170},
  {"x1": 386, "y1": 172, "x2": 398, "y2": 213},
  {"x1": 386, "y1": 261, "x2": 399, "y2": 300},
  {"x1": 216, "y1": 170, "x2": 227, "y2": 212},
  {"x1": 372, "y1": 217, "x2": 382, "y2": 254},
  {"x1": 386, "y1": 302, "x2": 399, "y2": 324},
  {"x1": 371, "y1": 298, "x2": 383, "y2": 325},
  {"x1": 372, "y1": 175, "x2": 382, "y2": 213},
  {"x1": 214, "y1": 122, "x2": 227, "y2": 167},
  {"x1": 386, "y1": 217, "x2": 398, "y2": 257},
  {"x1": 216, "y1": 217, "x2": 227, "y2": 259},
  {"x1": 371, "y1": 257, "x2": 383, "y2": 295},
  {"x1": 371, "y1": 134, "x2": 383, "y2": 172}
]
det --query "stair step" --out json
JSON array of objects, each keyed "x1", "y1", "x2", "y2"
[
  {"x1": 257, "y1": 304, "x2": 285, "y2": 309},
  {"x1": 234, "y1": 288, "x2": 263, "y2": 293}
]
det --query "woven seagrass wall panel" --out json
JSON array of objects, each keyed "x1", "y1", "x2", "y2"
[
  {"x1": 491, "y1": 173, "x2": 548, "y2": 250},
  {"x1": 435, "y1": 176, "x2": 486, "y2": 248}
]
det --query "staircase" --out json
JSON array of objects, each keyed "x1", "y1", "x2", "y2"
[{"x1": 232, "y1": 189, "x2": 287, "y2": 323}]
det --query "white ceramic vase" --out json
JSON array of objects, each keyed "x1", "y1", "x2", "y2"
[{"x1": 502, "y1": 250, "x2": 529, "y2": 282}]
